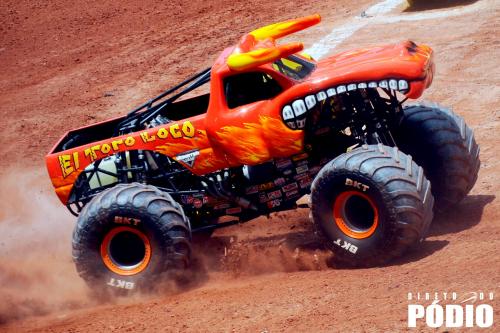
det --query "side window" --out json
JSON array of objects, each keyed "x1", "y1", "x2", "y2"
[{"x1": 224, "y1": 72, "x2": 283, "y2": 109}]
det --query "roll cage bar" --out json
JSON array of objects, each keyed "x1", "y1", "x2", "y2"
[{"x1": 115, "y1": 67, "x2": 211, "y2": 134}]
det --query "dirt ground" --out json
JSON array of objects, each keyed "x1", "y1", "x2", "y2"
[{"x1": 0, "y1": 0, "x2": 499, "y2": 332}]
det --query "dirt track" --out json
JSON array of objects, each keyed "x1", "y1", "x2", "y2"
[{"x1": 0, "y1": 0, "x2": 499, "y2": 332}]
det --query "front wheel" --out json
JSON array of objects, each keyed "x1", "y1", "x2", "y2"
[
  {"x1": 72, "y1": 183, "x2": 191, "y2": 296},
  {"x1": 311, "y1": 144, "x2": 434, "y2": 267}
]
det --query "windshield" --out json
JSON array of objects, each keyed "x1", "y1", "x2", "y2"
[{"x1": 272, "y1": 54, "x2": 315, "y2": 80}]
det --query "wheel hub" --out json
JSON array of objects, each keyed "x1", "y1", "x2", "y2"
[
  {"x1": 333, "y1": 191, "x2": 378, "y2": 239},
  {"x1": 100, "y1": 226, "x2": 152, "y2": 276}
]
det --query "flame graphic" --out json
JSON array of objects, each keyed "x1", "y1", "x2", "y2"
[
  {"x1": 215, "y1": 122, "x2": 270, "y2": 165},
  {"x1": 214, "y1": 116, "x2": 303, "y2": 165},
  {"x1": 260, "y1": 116, "x2": 303, "y2": 156}
]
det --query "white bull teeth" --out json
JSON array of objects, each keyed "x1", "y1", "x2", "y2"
[
  {"x1": 296, "y1": 118, "x2": 306, "y2": 128},
  {"x1": 326, "y1": 88, "x2": 336, "y2": 97},
  {"x1": 347, "y1": 84, "x2": 357, "y2": 91},
  {"x1": 316, "y1": 91, "x2": 327, "y2": 101},
  {"x1": 325, "y1": 79, "x2": 409, "y2": 95},
  {"x1": 292, "y1": 99, "x2": 307, "y2": 116},
  {"x1": 282, "y1": 105, "x2": 294, "y2": 121},
  {"x1": 282, "y1": 78, "x2": 411, "y2": 129},
  {"x1": 398, "y1": 80, "x2": 409, "y2": 90},
  {"x1": 305, "y1": 95, "x2": 317, "y2": 109}
]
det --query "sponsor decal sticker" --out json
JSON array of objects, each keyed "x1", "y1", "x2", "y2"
[
  {"x1": 275, "y1": 158, "x2": 293, "y2": 169},
  {"x1": 175, "y1": 150, "x2": 200, "y2": 168},
  {"x1": 296, "y1": 165, "x2": 309, "y2": 175},
  {"x1": 274, "y1": 178, "x2": 286, "y2": 186},
  {"x1": 285, "y1": 189, "x2": 300, "y2": 198},
  {"x1": 282, "y1": 182, "x2": 298, "y2": 192},
  {"x1": 259, "y1": 192, "x2": 269, "y2": 203},
  {"x1": 267, "y1": 199, "x2": 281, "y2": 208},
  {"x1": 258, "y1": 182, "x2": 275, "y2": 191},
  {"x1": 299, "y1": 176, "x2": 312, "y2": 188},
  {"x1": 268, "y1": 190, "x2": 282, "y2": 200}
]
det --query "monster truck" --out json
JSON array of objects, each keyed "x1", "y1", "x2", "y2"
[{"x1": 46, "y1": 14, "x2": 479, "y2": 293}]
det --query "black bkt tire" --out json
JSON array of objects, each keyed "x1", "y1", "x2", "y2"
[
  {"x1": 311, "y1": 144, "x2": 434, "y2": 267},
  {"x1": 72, "y1": 183, "x2": 191, "y2": 295},
  {"x1": 395, "y1": 102, "x2": 480, "y2": 211}
]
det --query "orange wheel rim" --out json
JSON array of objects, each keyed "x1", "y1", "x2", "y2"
[
  {"x1": 333, "y1": 191, "x2": 379, "y2": 239},
  {"x1": 100, "y1": 226, "x2": 152, "y2": 276}
]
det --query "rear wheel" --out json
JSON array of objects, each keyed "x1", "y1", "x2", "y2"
[
  {"x1": 395, "y1": 103, "x2": 480, "y2": 211},
  {"x1": 311, "y1": 144, "x2": 434, "y2": 267},
  {"x1": 72, "y1": 183, "x2": 191, "y2": 296}
]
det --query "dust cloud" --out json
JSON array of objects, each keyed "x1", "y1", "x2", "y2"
[
  {"x1": 0, "y1": 168, "x2": 331, "y2": 324},
  {"x1": 0, "y1": 168, "x2": 89, "y2": 324}
]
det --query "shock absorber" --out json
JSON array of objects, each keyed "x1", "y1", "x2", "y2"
[
  {"x1": 137, "y1": 150, "x2": 148, "y2": 184},
  {"x1": 361, "y1": 89, "x2": 397, "y2": 146},
  {"x1": 334, "y1": 92, "x2": 363, "y2": 142}
]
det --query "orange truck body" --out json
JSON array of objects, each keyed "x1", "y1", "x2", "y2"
[{"x1": 46, "y1": 14, "x2": 434, "y2": 204}]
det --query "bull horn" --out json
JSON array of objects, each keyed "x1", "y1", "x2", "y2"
[
  {"x1": 227, "y1": 42, "x2": 304, "y2": 71},
  {"x1": 250, "y1": 14, "x2": 321, "y2": 41}
]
